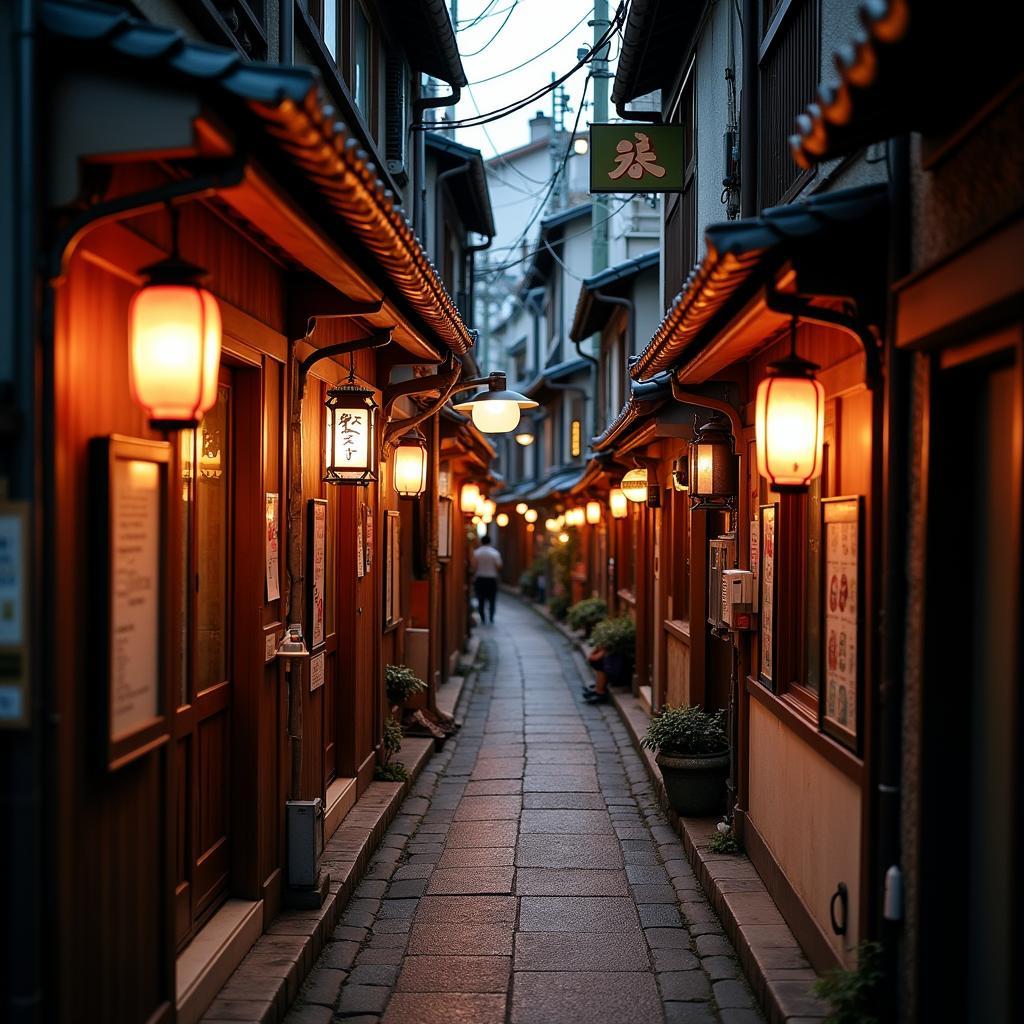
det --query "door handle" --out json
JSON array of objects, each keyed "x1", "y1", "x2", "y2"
[{"x1": 830, "y1": 882, "x2": 848, "y2": 936}]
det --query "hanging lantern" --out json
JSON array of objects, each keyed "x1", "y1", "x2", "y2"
[
  {"x1": 496, "y1": 512, "x2": 510, "y2": 527},
  {"x1": 515, "y1": 430, "x2": 535, "y2": 446},
  {"x1": 482, "y1": 498, "x2": 497, "y2": 519},
  {"x1": 471, "y1": 515, "x2": 481, "y2": 525},
  {"x1": 557, "y1": 532, "x2": 570, "y2": 544},
  {"x1": 555, "y1": 514, "x2": 565, "y2": 529},
  {"x1": 688, "y1": 413, "x2": 738, "y2": 511},
  {"x1": 324, "y1": 376, "x2": 379, "y2": 485},
  {"x1": 524, "y1": 508, "x2": 538, "y2": 523},
  {"x1": 545, "y1": 518, "x2": 559, "y2": 533},
  {"x1": 129, "y1": 229, "x2": 222, "y2": 430},
  {"x1": 755, "y1": 353, "x2": 825, "y2": 493},
  {"x1": 609, "y1": 488, "x2": 628, "y2": 519},
  {"x1": 393, "y1": 427, "x2": 428, "y2": 498},
  {"x1": 515, "y1": 502, "x2": 528, "y2": 515},
  {"x1": 620, "y1": 467, "x2": 648, "y2": 503},
  {"x1": 453, "y1": 377, "x2": 538, "y2": 434},
  {"x1": 565, "y1": 508, "x2": 584, "y2": 527},
  {"x1": 586, "y1": 500, "x2": 602, "y2": 525},
  {"x1": 671, "y1": 455, "x2": 689, "y2": 492},
  {"x1": 460, "y1": 481, "x2": 481, "y2": 514}
]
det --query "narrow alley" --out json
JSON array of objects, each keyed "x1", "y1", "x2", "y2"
[{"x1": 285, "y1": 600, "x2": 764, "y2": 1024}]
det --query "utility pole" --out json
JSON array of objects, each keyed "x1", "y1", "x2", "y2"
[
  {"x1": 590, "y1": 0, "x2": 611, "y2": 273},
  {"x1": 548, "y1": 71, "x2": 563, "y2": 213}
]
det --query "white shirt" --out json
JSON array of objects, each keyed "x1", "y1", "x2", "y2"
[{"x1": 472, "y1": 544, "x2": 503, "y2": 579}]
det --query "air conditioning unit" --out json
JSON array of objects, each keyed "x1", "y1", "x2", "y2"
[{"x1": 707, "y1": 536, "x2": 736, "y2": 630}]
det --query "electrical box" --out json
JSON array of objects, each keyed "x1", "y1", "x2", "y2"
[
  {"x1": 722, "y1": 569, "x2": 755, "y2": 629},
  {"x1": 287, "y1": 797, "x2": 323, "y2": 888},
  {"x1": 707, "y1": 536, "x2": 736, "y2": 630}
]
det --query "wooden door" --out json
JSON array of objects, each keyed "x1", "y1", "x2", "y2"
[{"x1": 174, "y1": 370, "x2": 234, "y2": 949}]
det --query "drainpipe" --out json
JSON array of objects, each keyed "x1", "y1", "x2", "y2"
[
  {"x1": 590, "y1": 288, "x2": 633, "y2": 357},
  {"x1": 413, "y1": 84, "x2": 462, "y2": 242},
  {"x1": 740, "y1": 0, "x2": 758, "y2": 217},
  {"x1": 279, "y1": 0, "x2": 293, "y2": 64},
  {"x1": 466, "y1": 234, "x2": 492, "y2": 327},
  {"x1": 434, "y1": 159, "x2": 471, "y2": 273}
]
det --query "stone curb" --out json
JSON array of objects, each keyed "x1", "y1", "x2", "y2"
[
  {"x1": 199, "y1": 654, "x2": 481, "y2": 1024},
  {"x1": 516, "y1": 594, "x2": 829, "y2": 1024}
]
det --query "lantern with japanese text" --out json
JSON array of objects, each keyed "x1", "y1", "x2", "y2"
[
  {"x1": 324, "y1": 377, "x2": 378, "y2": 485},
  {"x1": 620, "y1": 467, "x2": 648, "y2": 503}
]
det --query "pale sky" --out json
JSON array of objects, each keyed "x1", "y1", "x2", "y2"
[{"x1": 440, "y1": 0, "x2": 621, "y2": 159}]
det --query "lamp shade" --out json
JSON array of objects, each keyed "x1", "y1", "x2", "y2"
[
  {"x1": 460, "y1": 481, "x2": 481, "y2": 513},
  {"x1": 496, "y1": 512, "x2": 509, "y2": 527},
  {"x1": 129, "y1": 257, "x2": 222, "y2": 429},
  {"x1": 620, "y1": 467, "x2": 648, "y2": 503},
  {"x1": 755, "y1": 355, "x2": 825, "y2": 492},
  {"x1": 524, "y1": 508, "x2": 538, "y2": 523},
  {"x1": 688, "y1": 414, "x2": 738, "y2": 510},
  {"x1": 586, "y1": 500, "x2": 602, "y2": 525},
  {"x1": 324, "y1": 379, "x2": 379, "y2": 485},
  {"x1": 393, "y1": 428, "x2": 428, "y2": 498},
  {"x1": 515, "y1": 502, "x2": 528, "y2": 514},
  {"x1": 453, "y1": 383, "x2": 538, "y2": 434},
  {"x1": 515, "y1": 431, "x2": 535, "y2": 446},
  {"x1": 609, "y1": 488, "x2": 628, "y2": 519}
]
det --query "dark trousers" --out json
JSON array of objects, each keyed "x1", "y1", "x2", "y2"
[{"x1": 474, "y1": 577, "x2": 498, "y2": 623}]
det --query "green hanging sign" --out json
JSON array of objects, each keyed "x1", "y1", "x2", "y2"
[{"x1": 589, "y1": 123, "x2": 686, "y2": 193}]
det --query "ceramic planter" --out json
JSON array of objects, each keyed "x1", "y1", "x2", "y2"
[{"x1": 655, "y1": 749, "x2": 729, "y2": 816}]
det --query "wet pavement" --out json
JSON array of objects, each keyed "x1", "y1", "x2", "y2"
[{"x1": 284, "y1": 599, "x2": 765, "y2": 1024}]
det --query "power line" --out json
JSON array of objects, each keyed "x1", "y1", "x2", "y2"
[
  {"x1": 457, "y1": 0, "x2": 501, "y2": 29},
  {"x1": 465, "y1": 82, "x2": 552, "y2": 187},
  {"x1": 469, "y1": 8, "x2": 593, "y2": 85},
  {"x1": 460, "y1": 1, "x2": 519, "y2": 57}
]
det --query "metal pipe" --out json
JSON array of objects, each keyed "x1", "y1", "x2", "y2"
[
  {"x1": 413, "y1": 85, "x2": 462, "y2": 241},
  {"x1": 434, "y1": 159, "x2": 472, "y2": 268},
  {"x1": 279, "y1": 0, "x2": 294, "y2": 64},
  {"x1": 590, "y1": 287, "x2": 633, "y2": 358},
  {"x1": 740, "y1": 0, "x2": 758, "y2": 217}
]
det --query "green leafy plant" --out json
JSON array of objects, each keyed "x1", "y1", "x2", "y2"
[
  {"x1": 567, "y1": 597, "x2": 608, "y2": 636},
  {"x1": 374, "y1": 762, "x2": 409, "y2": 782},
  {"x1": 589, "y1": 616, "x2": 637, "y2": 660},
  {"x1": 708, "y1": 828, "x2": 741, "y2": 854},
  {"x1": 641, "y1": 705, "x2": 727, "y2": 756},
  {"x1": 548, "y1": 593, "x2": 570, "y2": 621},
  {"x1": 813, "y1": 941, "x2": 885, "y2": 1024},
  {"x1": 385, "y1": 664, "x2": 427, "y2": 706},
  {"x1": 381, "y1": 715, "x2": 403, "y2": 760}
]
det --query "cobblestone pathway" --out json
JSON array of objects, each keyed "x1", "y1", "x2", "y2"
[{"x1": 285, "y1": 600, "x2": 765, "y2": 1024}]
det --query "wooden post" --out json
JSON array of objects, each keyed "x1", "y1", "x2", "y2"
[{"x1": 285, "y1": 340, "x2": 305, "y2": 801}]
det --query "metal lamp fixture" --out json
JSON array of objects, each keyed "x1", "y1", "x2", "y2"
[
  {"x1": 392, "y1": 427, "x2": 428, "y2": 498},
  {"x1": 324, "y1": 369, "x2": 379, "y2": 486},
  {"x1": 620, "y1": 467, "x2": 649, "y2": 503},
  {"x1": 452, "y1": 371, "x2": 538, "y2": 434},
  {"x1": 755, "y1": 322, "x2": 825, "y2": 493},
  {"x1": 688, "y1": 413, "x2": 738, "y2": 511},
  {"x1": 609, "y1": 488, "x2": 628, "y2": 519},
  {"x1": 129, "y1": 206, "x2": 222, "y2": 430}
]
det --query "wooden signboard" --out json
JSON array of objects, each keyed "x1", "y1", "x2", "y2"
[
  {"x1": 309, "y1": 498, "x2": 327, "y2": 650},
  {"x1": 758, "y1": 504, "x2": 778, "y2": 690},
  {"x1": 384, "y1": 510, "x2": 401, "y2": 628},
  {"x1": 821, "y1": 496, "x2": 863, "y2": 750},
  {"x1": 92, "y1": 435, "x2": 171, "y2": 770},
  {"x1": 437, "y1": 497, "x2": 453, "y2": 560}
]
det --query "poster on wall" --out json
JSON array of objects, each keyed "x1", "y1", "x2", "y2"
[
  {"x1": 384, "y1": 510, "x2": 400, "y2": 627},
  {"x1": 309, "y1": 498, "x2": 327, "y2": 650},
  {"x1": 758, "y1": 504, "x2": 778, "y2": 691},
  {"x1": 356, "y1": 502, "x2": 366, "y2": 579},
  {"x1": 309, "y1": 650, "x2": 325, "y2": 693},
  {"x1": 265, "y1": 492, "x2": 280, "y2": 602},
  {"x1": 92, "y1": 436, "x2": 171, "y2": 770},
  {"x1": 821, "y1": 496, "x2": 862, "y2": 749},
  {"x1": 364, "y1": 506, "x2": 374, "y2": 574}
]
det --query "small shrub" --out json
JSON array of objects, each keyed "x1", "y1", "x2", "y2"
[
  {"x1": 589, "y1": 616, "x2": 636, "y2": 660},
  {"x1": 708, "y1": 828, "x2": 741, "y2": 855},
  {"x1": 567, "y1": 597, "x2": 608, "y2": 635},
  {"x1": 813, "y1": 941, "x2": 885, "y2": 1024},
  {"x1": 548, "y1": 594, "x2": 570, "y2": 621},
  {"x1": 385, "y1": 664, "x2": 427, "y2": 706},
  {"x1": 641, "y1": 705, "x2": 727, "y2": 756},
  {"x1": 374, "y1": 761, "x2": 409, "y2": 782},
  {"x1": 381, "y1": 715, "x2": 403, "y2": 764}
]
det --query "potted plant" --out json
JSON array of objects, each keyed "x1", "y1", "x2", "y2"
[
  {"x1": 589, "y1": 615, "x2": 636, "y2": 686},
  {"x1": 548, "y1": 593, "x2": 570, "y2": 621},
  {"x1": 385, "y1": 664, "x2": 427, "y2": 708},
  {"x1": 567, "y1": 597, "x2": 608, "y2": 637},
  {"x1": 641, "y1": 705, "x2": 728, "y2": 816}
]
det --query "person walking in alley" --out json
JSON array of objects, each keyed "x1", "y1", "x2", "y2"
[{"x1": 471, "y1": 533, "x2": 502, "y2": 624}]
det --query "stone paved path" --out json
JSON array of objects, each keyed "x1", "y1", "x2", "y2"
[{"x1": 284, "y1": 600, "x2": 765, "y2": 1024}]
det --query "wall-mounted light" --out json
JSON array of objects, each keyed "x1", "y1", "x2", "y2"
[
  {"x1": 620, "y1": 467, "x2": 648, "y2": 503},
  {"x1": 755, "y1": 336, "x2": 825, "y2": 493},
  {"x1": 688, "y1": 413, "x2": 738, "y2": 511},
  {"x1": 524, "y1": 508, "x2": 538, "y2": 523},
  {"x1": 471, "y1": 514, "x2": 481, "y2": 525},
  {"x1": 573, "y1": 136, "x2": 589, "y2": 155},
  {"x1": 555, "y1": 514, "x2": 565, "y2": 530},
  {"x1": 452, "y1": 372, "x2": 538, "y2": 434},
  {"x1": 460, "y1": 481, "x2": 481, "y2": 514},
  {"x1": 324, "y1": 375, "x2": 379, "y2": 486},
  {"x1": 496, "y1": 512, "x2": 509, "y2": 527},
  {"x1": 393, "y1": 427, "x2": 428, "y2": 498},
  {"x1": 557, "y1": 531, "x2": 570, "y2": 544},
  {"x1": 586, "y1": 500, "x2": 602, "y2": 525},
  {"x1": 516, "y1": 502, "x2": 528, "y2": 514},
  {"x1": 129, "y1": 210, "x2": 221, "y2": 430},
  {"x1": 515, "y1": 431, "x2": 535, "y2": 446},
  {"x1": 565, "y1": 507, "x2": 585, "y2": 527},
  {"x1": 570, "y1": 419, "x2": 582, "y2": 458},
  {"x1": 545, "y1": 518, "x2": 559, "y2": 533},
  {"x1": 671, "y1": 455, "x2": 689, "y2": 492},
  {"x1": 482, "y1": 498, "x2": 497, "y2": 520},
  {"x1": 609, "y1": 488, "x2": 628, "y2": 519}
]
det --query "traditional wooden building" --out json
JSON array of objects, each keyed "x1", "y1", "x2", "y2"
[{"x1": 0, "y1": 2, "x2": 495, "y2": 1022}]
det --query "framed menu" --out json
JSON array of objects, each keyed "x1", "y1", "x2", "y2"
[
  {"x1": 821, "y1": 496, "x2": 862, "y2": 750},
  {"x1": 308, "y1": 499, "x2": 327, "y2": 650},
  {"x1": 758, "y1": 504, "x2": 778, "y2": 691},
  {"x1": 92, "y1": 435, "x2": 171, "y2": 771}
]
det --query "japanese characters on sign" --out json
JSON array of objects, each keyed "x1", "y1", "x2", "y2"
[
  {"x1": 759, "y1": 504, "x2": 777, "y2": 690},
  {"x1": 589, "y1": 123, "x2": 686, "y2": 194},
  {"x1": 309, "y1": 499, "x2": 327, "y2": 649},
  {"x1": 821, "y1": 497, "x2": 861, "y2": 749},
  {"x1": 335, "y1": 410, "x2": 367, "y2": 465}
]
